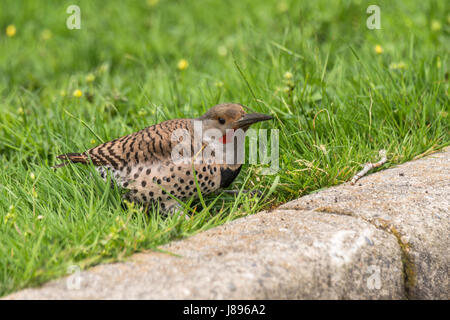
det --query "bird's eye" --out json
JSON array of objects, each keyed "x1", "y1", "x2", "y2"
[{"x1": 218, "y1": 118, "x2": 226, "y2": 124}]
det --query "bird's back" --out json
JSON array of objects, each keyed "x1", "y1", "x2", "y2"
[{"x1": 89, "y1": 118, "x2": 192, "y2": 167}]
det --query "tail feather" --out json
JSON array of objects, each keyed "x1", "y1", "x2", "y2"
[
  {"x1": 56, "y1": 152, "x2": 88, "y2": 163},
  {"x1": 53, "y1": 152, "x2": 89, "y2": 169}
]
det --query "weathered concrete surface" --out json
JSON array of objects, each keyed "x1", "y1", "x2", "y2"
[
  {"x1": 4, "y1": 147, "x2": 449, "y2": 300},
  {"x1": 5, "y1": 210, "x2": 404, "y2": 299},
  {"x1": 281, "y1": 148, "x2": 450, "y2": 299}
]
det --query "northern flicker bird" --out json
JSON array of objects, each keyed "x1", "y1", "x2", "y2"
[{"x1": 55, "y1": 103, "x2": 273, "y2": 212}]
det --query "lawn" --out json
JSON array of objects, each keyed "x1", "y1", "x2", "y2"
[{"x1": 0, "y1": 0, "x2": 448, "y2": 297}]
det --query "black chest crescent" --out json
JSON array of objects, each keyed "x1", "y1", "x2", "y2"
[{"x1": 219, "y1": 165, "x2": 243, "y2": 188}]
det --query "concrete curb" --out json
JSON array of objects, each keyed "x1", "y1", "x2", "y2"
[{"x1": 4, "y1": 147, "x2": 449, "y2": 299}]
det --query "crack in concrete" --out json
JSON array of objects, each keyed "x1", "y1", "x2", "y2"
[{"x1": 277, "y1": 205, "x2": 415, "y2": 299}]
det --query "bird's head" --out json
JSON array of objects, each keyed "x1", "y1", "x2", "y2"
[{"x1": 198, "y1": 103, "x2": 273, "y2": 142}]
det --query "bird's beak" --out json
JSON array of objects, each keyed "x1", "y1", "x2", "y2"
[{"x1": 233, "y1": 113, "x2": 273, "y2": 128}]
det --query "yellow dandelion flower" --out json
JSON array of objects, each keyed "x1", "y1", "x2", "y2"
[
  {"x1": 40, "y1": 29, "x2": 52, "y2": 41},
  {"x1": 217, "y1": 46, "x2": 228, "y2": 56},
  {"x1": 277, "y1": 1, "x2": 288, "y2": 13},
  {"x1": 374, "y1": 44, "x2": 383, "y2": 54},
  {"x1": 86, "y1": 73, "x2": 95, "y2": 83},
  {"x1": 90, "y1": 139, "x2": 96, "y2": 144},
  {"x1": 283, "y1": 71, "x2": 293, "y2": 80},
  {"x1": 147, "y1": 0, "x2": 159, "y2": 7},
  {"x1": 177, "y1": 59, "x2": 189, "y2": 71},
  {"x1": 6, "y1": 24, "x2": 16, "y2": 37},
  {"x1": 73, "y1": 89, "x2": 83, "y2": 98},
  {"x1": 431, "y1": 20, "x2": 442, "y2": 31}
]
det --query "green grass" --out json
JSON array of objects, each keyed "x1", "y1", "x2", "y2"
[{"x1": 0, "y1": 0, "x2": 448, "y2": 297}]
